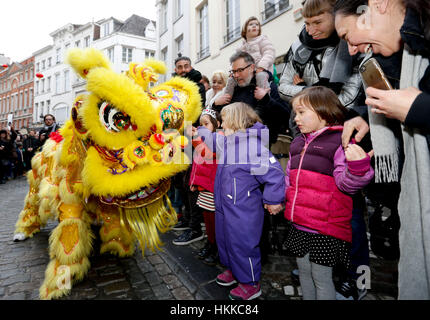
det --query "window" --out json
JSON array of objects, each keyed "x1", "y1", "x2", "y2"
[
  {"x1": 47, "y1": 76, "x2": 51, "y2": 92},
  {"x1": 160, "y1": 1, "x2": 168, "y2": 33},
  {"x1": 122, "y1": 47, "x2": 133, "y2": 63},
  {"x1": 41, "y1": 78, "x2": 45, "y2": 93},
  {"x1": 197, "y1": 3, "x2": 210, "y2": 60},
  {"x1": 103, "y1": 23, "x2": 110, "y2": 37},
  {"x1": 42, "y1": 60, "x2": 45, "y2": 70},
  {"x1": 262, "y1": 0, "x2": 290, "y2": 21},
  {"x1": 56, "y1": 48, "x2": 61, "y2": 64},
  {"x1": 225, "y1": 0, "x2": 241, "y2": 44},
  {"x1": 48, "y1": 57, "x2": 52, "y2": 67},
  {"x1": 161, "y1": 47, "x2": 168, "y2": 63},
  {"x1": 175, "y1": 0, "x2": 183, "y2": 19},
  {"x1": 75, "y1": 40, "x2": 81, "y2": 48},
  {"x1": 84, "y1": 36, "x2": 90, "y2": 47},
  {"x1": 29, "y1": 89, "x2": 33, "y2": 107},
  {"x1": 175, "y1": 35, "x2": 184, "y2": 57},
  {"x1": 107, "y1": 47, "x2": 114, "y2": 63},
  {"x1": 35, "y1": 81, "x2": 39, "y2": 95},
  {"x1": 55, "y1": 74, "x2": 61, "y2": 94},
  {"x1": 145, "y1": 51, "x2": 155, "y2": 59},
  {"x1": 36, "y1": 62, "x2": 40, "y2": 72},
  {"x1": 64, "y1": 70, "x2": 70, "y2": 92},
  {"x1": 24, "y1": 91, "x2": 27, "y2": 107}
]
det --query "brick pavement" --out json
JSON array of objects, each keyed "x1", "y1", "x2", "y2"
[{"x1": 0, "y1": 176, "x2": 398, "y2": 300}]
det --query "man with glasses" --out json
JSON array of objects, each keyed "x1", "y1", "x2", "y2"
[
  {"x1": 39, "y1": 114, "x2": 60, "y2": 147},
  {"x1": 213, "y1": 51, "x2": 290, "y2": 144}
]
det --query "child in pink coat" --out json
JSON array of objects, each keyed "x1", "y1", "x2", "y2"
[
  {"x1": 188, "y1": 108, "x2": 221, "y2": 265},
  {"x1": 284, "y1": 87, "x2": 374, "y2": 300}
]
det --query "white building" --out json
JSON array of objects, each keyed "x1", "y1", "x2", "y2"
[
  {"x1": 157, "y1": 0, "x2": 305, "y2": 80},
  {"x1": 156, "y1": 0, "x2": 191, "y2": 81},
  {"x1": 33, "y1": 45, "x2": 53, "y2": 125},
  {"x1": 32, "y1": 15, "x2": 157, "y2": 126}
]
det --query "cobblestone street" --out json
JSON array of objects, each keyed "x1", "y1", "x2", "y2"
[{"x1": 0, "y1": 176, "x2": 398, "y2": 300}]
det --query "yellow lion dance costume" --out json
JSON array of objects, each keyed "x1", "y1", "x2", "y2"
[{"x1": 13, "y1": 48, "x2": 201, "y2": 299}]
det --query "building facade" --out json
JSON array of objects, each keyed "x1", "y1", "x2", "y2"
[
  {"x1": 0, "y1": 56, "x2": 34, "y2": 130},
  {"x1": 157, "y1": 0, "x2": 305, "y2": 80}
]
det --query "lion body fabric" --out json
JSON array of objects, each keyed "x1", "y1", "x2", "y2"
[{"x1": 13, "y1": 48, "x2": 201, "y2": 299}]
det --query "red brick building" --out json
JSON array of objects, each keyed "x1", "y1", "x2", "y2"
[{"x1": 0, "y1": 56, "x2": 35, "y2": 130}]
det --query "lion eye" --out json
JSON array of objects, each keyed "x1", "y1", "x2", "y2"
[{"x1": 98, "y1": 101, "x2": 132, "y2": 132}]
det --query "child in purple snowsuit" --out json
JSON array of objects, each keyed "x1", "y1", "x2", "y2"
[{"x1": 193, "y1": 102, "x2": 285, "y2": 300}]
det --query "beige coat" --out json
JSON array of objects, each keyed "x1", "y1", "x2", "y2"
[{"x1": 237, "y1": 35, "x2": 275, "y2": 74}]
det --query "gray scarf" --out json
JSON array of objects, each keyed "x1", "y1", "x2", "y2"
[
  {"x1": 397, "y1": 47, "x2": 430, "y2": 300},
  {"x1": 360, "y1": 51, "x2": 400, "y2": 183}
]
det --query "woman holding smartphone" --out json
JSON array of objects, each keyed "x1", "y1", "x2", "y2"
[{"x1": 334, "y1": 0, "x2": 430, "y2": 299}]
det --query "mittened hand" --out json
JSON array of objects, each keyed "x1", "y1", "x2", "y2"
[{"x1": 264, "y1": 203, "x2": 284, "y2": 215}]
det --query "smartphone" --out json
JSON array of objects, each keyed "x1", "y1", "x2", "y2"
[{"x1": 359, "y1": 58, "x2": 393, "y2": 90}]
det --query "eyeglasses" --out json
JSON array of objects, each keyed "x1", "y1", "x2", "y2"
[{"x1": 229, "y1": 64, "x2": 252, "y2": 76}]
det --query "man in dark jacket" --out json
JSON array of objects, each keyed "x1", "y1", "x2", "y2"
[
  {"x1": 213, "y1": 51, "x2": 290, "y2": 145},
  {"x1": 39, "y1": 114, "x2": 60, "y2": 147},
  {"x1": 173, "y1": 55, "x2": 206, "y2": 108},
  {"x1": 171, "y1": 55, "x2": 206, "y2": 246},
  {"x1": 23, "y1": 129, "x2": 40, "y2": 171}
]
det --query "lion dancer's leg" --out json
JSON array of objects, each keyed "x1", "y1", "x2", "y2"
[
  {"x1": 98, "y1": 204, "x2": 135, "y2": 257},
  {"x1": 13, "y1": 163, "x2": 43, "y2": 241},
  {"x1": 39, "y1": 202, "x2": 94, "y2": 300}
]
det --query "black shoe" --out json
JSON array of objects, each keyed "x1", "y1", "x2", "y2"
[
  {"x1": 197, "y1": 242, "x2": 212, "y2": 260},
  {"x1": 172, "y1": 229, "x2": 204, "y2": 246},
  {"x1": 336, "y1": 279, "x2": 367, "y2": 300},
  {"x1": 203, "y1": 251, "x2": 219, "y2": 266},
  {"x1": 172, "y1": 219, "x2": 190, "y2": 231},
  {"x1": 291, "y1": 269, "x2": 300, "y2": 285}
]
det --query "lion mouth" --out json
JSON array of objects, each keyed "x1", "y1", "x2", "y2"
[{"x1": 99, "y1": 179, "x2": 171, "y2": 208}]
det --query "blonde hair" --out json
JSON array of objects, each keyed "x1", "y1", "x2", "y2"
[
  {"x1": 220, "y1": 102, "x2": 262, "y2": 132},
  {"x1": 211, "y1": 70, "x2": 228, "y2": 86}
]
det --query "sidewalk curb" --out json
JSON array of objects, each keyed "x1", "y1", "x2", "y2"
[{"x1": 158, "y1": 232, "x2": 229, "y2": 300}]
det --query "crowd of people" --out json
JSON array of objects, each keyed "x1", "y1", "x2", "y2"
[
  {"x1": 0, "y1": 114, "x2": 59, "y2": 184},
  {"x1": 166, "y1": 0, "x2": 430, "y2": 301}
]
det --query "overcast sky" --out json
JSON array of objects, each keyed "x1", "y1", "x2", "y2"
[{"x1": 1, "y1": 0, "x2": 157, "y2": 62}]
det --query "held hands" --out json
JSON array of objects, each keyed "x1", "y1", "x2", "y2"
[
  {"x1": 264, "y1": 203, "x2": 284, "y2": 215},
  {"x1": 365, "y1": 87, "x2": 421, "y2": 122},
  {"x1": 190, "y1": 185, "x2": 197, "y2": 192},
  {"x1": 344, "y1": 144, "x2": 374, "y2": 161}
]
